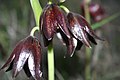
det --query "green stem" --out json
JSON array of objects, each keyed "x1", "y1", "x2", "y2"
[
  {"x1": 84, "y1": 0, "x2": 91, "y2": 24},
  {"x1": 48, "y1": 43, "x2": 54, "y2": 80},
  {"x1": 83, "y1": 0, "x2": 91, "y2": 80},
  {"x1": 85, "y1": 47, "x2": 91, "y2": 80},
  {"x1": 47, "y1": 1, "x2": 55, "y2": 80}
]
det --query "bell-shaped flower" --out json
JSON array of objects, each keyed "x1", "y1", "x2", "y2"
[
  {"x1": 89, "y1": 3, "x2": 105, "y2": 22},
  {"x1": 67, "y1": 12, "x2": 103, "y2": 50},
  {"x1": 0, "y1": 36, "x2": 42, "y2": 80},
  {"x1": 40, "y1": 3, "x2": 71, "y2": 47},
  {"x1": 81, "y1": 3, "x2": 105, "y2": 22}
]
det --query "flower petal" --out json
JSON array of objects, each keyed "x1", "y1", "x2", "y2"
[
  {"x1": 75, "y1": 40, "x2": 83, "y2": 50},
  {"x1": 28, "y1": 54, "x2": 35, "y2": 78},
  {"x1": 86, "y1": 32, "x2": 97, "y2": 45},
  {"x1": 0, "y1": 40, "x2": 24, "y2": 70},
  {"x1": 12, "y1": 51, "x2": 30, "y2": 77},
  {"x1": 6, "y1": 60, "x2": 14, "y2": 72},
  {"x1": 53, "y1": 4, "x2": 70, "y2": 39},
  {"x1": 32, "y1": 39, "x2": 42, "y2": 79},
  {"x1": 84, "y1": 25, "x2": 104, "y2": 41},
  {"x1": 67, "y1": 38, "x2": 77, "y2": 57},
  {"x1": 28, "y1": 54, "x2": 42, "y2": 80},
  {"x1": 41, "y1": 4, "x2": 56, "y2": 40},
  {"x1": 28, "y1": 36, "x2": 42, "y2": 79},
  {"x1": 0, "y1": 54, "x2": 15, "y2": 70}
]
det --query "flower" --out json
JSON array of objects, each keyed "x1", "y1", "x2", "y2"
[
  {"x1": 0, "y1": 36, "x2": 42, "y2": 80},
  {"x1": 40, "y1": 3, "x2": 71, "y2": 47},
  {"x1": 67, "y1": 12, "x2": 103, "y2": 50},
  {"x1": 81, "y1": 3, "x2": 105, "y2": 22}
]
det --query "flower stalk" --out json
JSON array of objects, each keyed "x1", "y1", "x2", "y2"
[
  {"x1": 83, "y1": 0, "x2": 92, "y2": 80},
  {"x1": 84, "y1": 0, "x2": 91, "y2": 23},
  {"x1": 48, "y1": 42, "x2": 54, "y2": 80},
  {"x1": 30, "y1": 26, "x2": 39, "y2": 36},
  {"x1": 60, "y1": 5, "x2": 70, "y2": 13}
]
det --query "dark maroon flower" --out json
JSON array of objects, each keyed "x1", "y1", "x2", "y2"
[
  {"x1": 40, "y1": 3, "x2": 71, "y2": 47},
  {"x1": 0, "y1": 36, "x2": 42, "y2": 80},
  {"x1": 67, "y1": 12, "x2": 103, "y2": 50},
  {"x1": 81, "y1": 3, "x2": 105, "y2": 22}
]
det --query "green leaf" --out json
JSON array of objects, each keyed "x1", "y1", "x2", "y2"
[
  {"x1": 30, "y1": 0, "x2": 42, "y2": 26},
  {"x1": 92, "y1": 12, "x2": 120, "y2": 30}
]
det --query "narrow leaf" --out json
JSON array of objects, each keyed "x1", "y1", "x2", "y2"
[
  {"x1": 92, "y1": 12, "x2": 120, "y2": 30},
  {"x1": 30, "y1": 0, "x2": 42, "y2": 26}
]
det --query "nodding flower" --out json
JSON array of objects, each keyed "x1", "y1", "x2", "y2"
[
  {"x1": 81, "y1": 3, "x2": 105, "y2": 22},
  {"x1": 0, "y1": 36, "x2": 42, "y2": 80},
  {"x1": 67, "y1": 12, "x2": 104, "y2": 50},
  {"x1": 40, "y1": 3, "x2": 71, "y2": 46},
  {"x1": 40, "y1": 3, "x2": 76, "y2": 57}
]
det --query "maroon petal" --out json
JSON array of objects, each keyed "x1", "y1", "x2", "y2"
[
  {"x1": 32, "y1": 39, "x2": 42, "y2": 79},
  {"x1": 66, "y1": 38, "x2": 77, "y2": 57},
  {"x1": 12, "y1": 36, "x2": 33, "y2": 77},
  {"x1": 0, "y1": 53, "x2": 15, "y2": 70},
  {"x1": 53, "y1": 4, "x2": 70, "y2": 39},
  {"x1": 28, "y1": 53, "x2": 42, "y2": 80},
  {"x1": 0, "y1": 40, "x2": 24, "y2": 70},
  {"x1": 28, "y1": 37, "x2": 42, "y2": 79},
  {"x1": 41, "y1": 4, "x2": 56, "y2": 40}
]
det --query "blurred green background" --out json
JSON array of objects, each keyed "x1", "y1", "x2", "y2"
[{"x1": 0, "y1": 0, "x2": 120, "y2": 80}]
